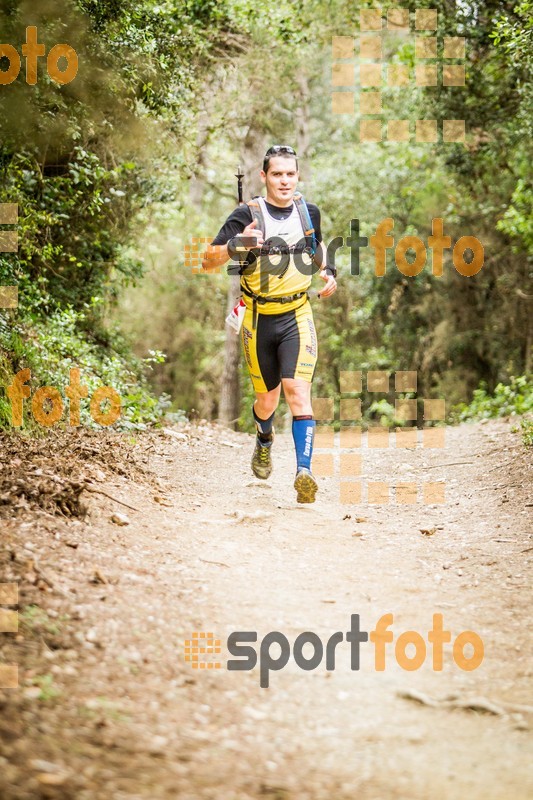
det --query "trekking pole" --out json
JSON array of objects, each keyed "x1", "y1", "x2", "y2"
[
  {"x1": 235, "y1": 164, "x2": 244, "y2": 206},
  {"x1": 230, "y1": 164, "x2": 249, "y2": 259},
  {"x1": 226, "y1": 165, "x2": 247, "y2": 328}
]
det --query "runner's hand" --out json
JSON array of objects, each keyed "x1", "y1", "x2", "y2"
[
  {"x1": 240, "y1": 219, "x2": 265, "y2": 249},
  {"x1": 318, "y1": 269, "x2": 337, "y2": 298}
]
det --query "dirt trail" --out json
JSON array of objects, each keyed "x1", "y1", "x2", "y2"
[{"x1": 0, "y1": 419, "x2": 532, "y2": 799}]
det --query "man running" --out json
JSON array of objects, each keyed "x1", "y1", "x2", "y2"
[{"x1": 202, "y1": 145, "x2": 337, "y2": 503}]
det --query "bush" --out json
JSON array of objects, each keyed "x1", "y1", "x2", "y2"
[{"x1": 454, "y1": 376, "x2": 533, "y2": 422}]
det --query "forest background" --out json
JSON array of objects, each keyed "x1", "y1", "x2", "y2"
[{"x1": 0, "y1": 0, "x2": 531, "y2": 435}]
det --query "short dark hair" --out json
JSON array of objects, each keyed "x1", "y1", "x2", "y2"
[{"x1": 263, "y1": 145, "x2": 299, "y2": 174}]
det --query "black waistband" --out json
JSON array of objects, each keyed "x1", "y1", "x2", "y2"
[{"x1": 241, "y1": 287, "x2": 307, "y2": 305}]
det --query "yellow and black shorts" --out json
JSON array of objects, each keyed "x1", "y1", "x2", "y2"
[{"x1": 241, "y1": 299, "x2": 318, "y2": 393}]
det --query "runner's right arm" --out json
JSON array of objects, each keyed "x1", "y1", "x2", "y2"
[{"x1": 201, "y1": 205, "x2": 261, "y2": 272}]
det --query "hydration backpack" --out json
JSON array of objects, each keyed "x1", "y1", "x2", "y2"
[{"x1": 246, "y1": 192, "x2": 317, "y2": 257}]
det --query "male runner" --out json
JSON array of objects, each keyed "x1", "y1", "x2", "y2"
[{"x1": 202, "y1": 145, "x2": 337, "y2": 503}]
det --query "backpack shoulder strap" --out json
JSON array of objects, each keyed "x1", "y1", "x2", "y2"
[
  {"x1": 246, "y1": 196, "x2": 266, "y2": 238},
  {"x1": 293, "y1": 192, "x2": 317, "y2": 254}
]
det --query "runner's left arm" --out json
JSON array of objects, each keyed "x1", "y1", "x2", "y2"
[
  {"x1": 308, "y1": 204, "x2": 337, "y2": 298},
  {"x1": 313, "y1": 240, "x2": 337, "y2": 298}
]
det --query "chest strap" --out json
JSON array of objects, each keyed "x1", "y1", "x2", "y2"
[{"x1": 241, "y1": 285, "x2": 307, "y2": 329}]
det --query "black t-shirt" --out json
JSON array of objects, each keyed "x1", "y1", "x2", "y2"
[{"x1": 211, "y1": 199, "x2": 322, "y2": 245}]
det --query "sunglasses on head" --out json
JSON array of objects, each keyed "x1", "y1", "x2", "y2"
[{"x1": 264, "y1": 145, "x2": 297, "y2": 157}]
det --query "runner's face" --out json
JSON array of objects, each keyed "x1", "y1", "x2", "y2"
[{"x1": 261, "y1": 156, "x2": 299, "y2": 206}]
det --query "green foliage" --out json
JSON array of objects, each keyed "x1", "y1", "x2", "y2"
[
  {"x1": 32, "y1": 674, "x2": 61, "y2": 702},
  {"x1": 518, "y1": 417, "x2": 533, "y2": 447},
  {"x1": 0, "y1": 303, "x2": 171, "y2": 430},
  {"x1": 1, "y1": 0, "x2": 531, "y2": 432},
  {"x1": 454, "y1": 376, "x2": 533, "y2": 421}
]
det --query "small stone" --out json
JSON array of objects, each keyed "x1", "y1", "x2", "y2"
[
  {"x1": 30, "y1": 760, "x2": 63, "y2": 773},
  {"x1": 149, "y1": 735, "x2": 168, "y2": 753},
  {"x1": 111, "y1": 513, "x2": 130, "y2": 526},
  {"x1": 37, "y1": 772, "x2": 69, "y2": 786},
  {"x1": 85, "y1": 629, "x2": 100, "y2": 644},
  {"x1": 23, "y1": 687, "x2": 42, "y2": 700}
]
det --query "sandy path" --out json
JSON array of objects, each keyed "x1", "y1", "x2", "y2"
[{"x1": 0, "y1": 419, "x2": 531, "y2": 799}]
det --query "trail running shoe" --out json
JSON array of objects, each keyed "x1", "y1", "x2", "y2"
[
  {"x1": 294, "y1": 467, "x2": 318, "y2": 504},
  {"x1": 251, "y1": 433, "x2": 273, "y2": 479}
]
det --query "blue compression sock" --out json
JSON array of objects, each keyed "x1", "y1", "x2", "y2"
[
  {"x1": 292, "y1": 415, "x2": 316, "y2": 471},
  {"x1": 253, "y1": 406, "x2": 275, "y2": 442}
]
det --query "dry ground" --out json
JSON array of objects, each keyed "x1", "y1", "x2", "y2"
[{"x1": 0, "y1": 419, "x2": 531, "y2": 799}]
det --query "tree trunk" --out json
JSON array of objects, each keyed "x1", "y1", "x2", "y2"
[
  {"x1": 218, "y1": 130, "x2": 265, "y2": 428},
  {"x1": 295, "y1": 70, "x2": 311, "y2": 183},
  {"x1": 218, "y1": 275, "x2": 242, "y2": 428}
]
